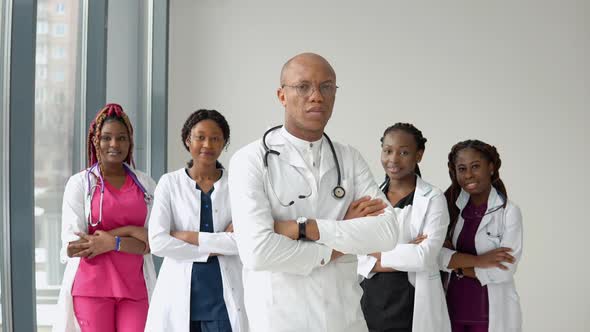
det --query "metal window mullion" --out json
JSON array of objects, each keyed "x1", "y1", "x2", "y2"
[
  {"x1": 149, "y1": 0, "x2": 168, "y2": 181},
  {"x1": 8, "y1": 0, "x2": 37, "y2": 331},
  {"x1": 1, "y1": 0, "x2": 14, "y2": 331}
]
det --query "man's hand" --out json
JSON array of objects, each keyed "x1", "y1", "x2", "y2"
[
  {"x1": 344, "y1": 196, "x2": 387, "y2": 220},
  {"x1": 331, "y1": 250, "x2": 344, "y2": 261},
  {"x1": 274, "y1": 220, "x2": 298, "y2": 240},
  {"x1": 225, "y1": 223, "x2": 234, "y2": 233},
  {"x1": 70, "y1": 231, "x2": 116, "y2": 259}
]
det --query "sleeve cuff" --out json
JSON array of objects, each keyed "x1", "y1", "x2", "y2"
[
  {"x1": 439, "y1": 247, "x2": 455, "y2": 272},
  {"x1": 315, "y1": 219, "x2": 342, "y2": 245},
  {"x1": 357, "y1": 255, "x2": 377, "y2": 279},
  {"x1": 317, "y1": 244, "x2": 333, "y2": 267},
  {"x1": 198, "y1": 232, "x2": 214, "y2": 253},
  {"x1": 474, "y1": 267, "x2": 491, "y2": 285}
]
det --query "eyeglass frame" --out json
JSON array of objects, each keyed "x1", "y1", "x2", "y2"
[{"x1": 281, "y1": 82, "x2": 339, "y2": 98}]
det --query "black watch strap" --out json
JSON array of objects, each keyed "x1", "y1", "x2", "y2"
[{"x1": 298, "y1": 221, "x2": 307, "y2": 240}]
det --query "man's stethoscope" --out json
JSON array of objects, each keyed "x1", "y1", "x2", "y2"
[
  {"x1": 262, "y1": 125, "x2": 345, "y2": 207},
  {"x1": 85, "y1": 163, "x2": 153, "y2": 226}
]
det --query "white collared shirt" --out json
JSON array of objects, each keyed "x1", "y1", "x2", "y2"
[{"x1": 280, "y1": 127, "x2": 323, "y2": 186}]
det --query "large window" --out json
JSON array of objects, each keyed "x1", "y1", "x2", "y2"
[
  {"x1": 34, "y1": 0, "x2": 80, "y2": 329},
  {"x1": 0, "y1": 1, "x2": 167, "y2": 329}
]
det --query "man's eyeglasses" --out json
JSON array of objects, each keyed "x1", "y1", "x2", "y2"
[{"x1": 281, "y1": 82, "x2": 338, "y2": 98}]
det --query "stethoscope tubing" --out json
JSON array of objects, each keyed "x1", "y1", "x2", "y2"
[{"x1": 85, "y1": 163, "x2": 152, "y2": 227}]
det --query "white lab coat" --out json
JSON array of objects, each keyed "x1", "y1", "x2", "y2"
[
  {"x1": 358, "y1": 176, "x2": 451, "y2": 332},
  {"x1": 145, "y1": 168, "x2": 248, "y2": 332},
  {"x1": 53, "y1": 165, "x2": 157, "y2": 332},
  {"x1": 228, "y1": 128, "x2": 398, "y2": 332},
  {"x1": 439, "y1": 187, "x2": 523, "y2": 332}
]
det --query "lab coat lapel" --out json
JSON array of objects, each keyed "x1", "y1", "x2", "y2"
[
  {"x1": 477, "y1": 187, "x2": 504, "y2": 231},
  {"x1": 265, "y1": 128, "x2": 307, "y2": 169},
  {"x1": 410, "y1": 176, "x2": 432, "y2": 238}
]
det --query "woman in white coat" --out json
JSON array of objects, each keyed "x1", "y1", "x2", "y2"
[
  {"x1": 145, "y1": 109, "x2": 247, "y2": 332},
  {"x1": 439, "y1": 140, "x2": 523, "y2": 332},
  {"x1": 358, "y1": 123, "x2": 451, "y2": 332},
  {"x1": 53, "y1": 104, "x2": 157, "y2": 332},
  {"x1": 358, "y1": 123, "x2": 450, "y2": 332}
]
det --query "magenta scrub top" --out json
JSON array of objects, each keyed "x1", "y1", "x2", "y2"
[
  {"x1": 72, "y1": 174, "x2": 148, "y2": 300},
  {"x1": 446, "y1": 201, "x2": 489, "y2": 325}
]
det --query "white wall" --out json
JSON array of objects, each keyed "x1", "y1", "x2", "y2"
[{"x1": 168, "y1": 1, "x2": 590, "y2": 330}]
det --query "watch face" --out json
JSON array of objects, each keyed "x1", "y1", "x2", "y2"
[{"x1": 297, "y1": 217, "x2": 307, "y2": 224}]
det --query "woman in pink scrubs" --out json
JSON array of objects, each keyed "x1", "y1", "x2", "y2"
[{"x1": 54, "y1": 103, "x2": 157, "y2": 332}]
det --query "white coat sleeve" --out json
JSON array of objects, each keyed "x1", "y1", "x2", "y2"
[
  {"x1": 148, "y1": 175, "x2": 210, "y2": 262},
  {"x1": 381, "y1": 192, "x2": 449, "y2": 272},
  {"x1": 315, "y1": 148, "x2": 398, "y2": 254},
  {"x1": 229, "y1": 147, "x2": 333, "y2": 276},
  {"x1": 198, "y1": 232, "x2": 239, "y2": 256},
  {"x1": 60, "y1": 174, "x2": 87, "y2": 264},
  {"x1": 475, "y1": 204, "x2": 523, "y2": 286}
]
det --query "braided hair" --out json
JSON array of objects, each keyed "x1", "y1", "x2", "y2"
[
  {"x1": 444, "y1": 139, "x2": 508, "y2": 237},
  {"x1": 181, "y1": 109, "x2": 230, "y2": 168},
  {"x1": 87, "y1": 103, "x2": 135, "y2": 173},
  {"x1": 379, "y1": 123, "x2": 427, "y2": 189}
]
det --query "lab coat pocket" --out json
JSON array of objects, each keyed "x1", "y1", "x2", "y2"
[
  {"x1": 336, "y1": 260, "x2": 364, "y2": 326},
  {"x1": 269, "y1": 272, "x2": 306, "y2": 329},
  {"x1": 484, "y1": 221, "x2": 502, "y2": 249}
]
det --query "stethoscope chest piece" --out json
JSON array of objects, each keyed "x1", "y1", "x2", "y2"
[{"x1": 332, "y1": 186, "x2": 346, "y2": 199}]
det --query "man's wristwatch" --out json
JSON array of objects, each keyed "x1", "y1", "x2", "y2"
[
  {"x1": 296, "y1": 217, "x2": 308, "y2": 240},
  {"x1": 455, "y1": 268, "x2": 464, "y2": 279}
]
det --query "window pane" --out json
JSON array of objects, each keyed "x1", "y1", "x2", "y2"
[{"x1": 34, "y1": 0, "x2": 80, "y2": 329}]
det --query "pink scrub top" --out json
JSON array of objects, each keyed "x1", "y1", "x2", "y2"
[{"x1": 72, "y1": 174, "x2": 148, "y2": 300}]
